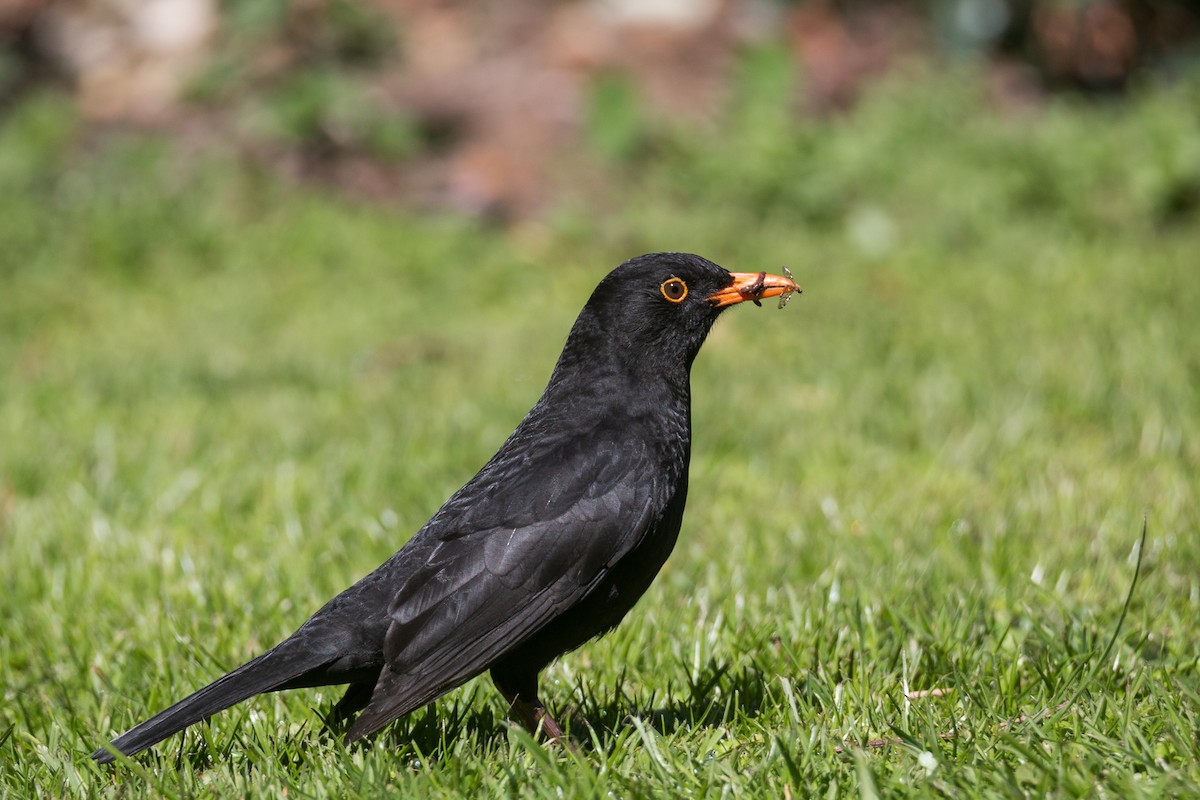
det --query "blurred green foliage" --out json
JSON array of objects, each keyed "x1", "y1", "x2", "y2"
[
  {"x1": 586, "y1": 72, "x2": 648, "y2": 162},
  {"x1": 185, "y1": 0, "x2": 412, "y2": 158}
]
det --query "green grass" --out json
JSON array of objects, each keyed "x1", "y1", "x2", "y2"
[{"x1": 2, "y1": 66, "x2": 1199, "y2": 797}]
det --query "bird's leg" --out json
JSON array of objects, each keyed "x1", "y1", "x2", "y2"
[
  {"x1": 508, "y1": 691, "x2": 567, "y2": 741},
  {"x1": 323, "y1": 680, "x2": 376, "y2": 731},
  {"x1": 491, "y1": 670, "x2": 572, "y2": 747}
]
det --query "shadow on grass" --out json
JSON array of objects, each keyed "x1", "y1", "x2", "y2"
[
  {"x1": 565, "y1": 657, "x2": 772, "y2": 744},
  {"x1": 139, "y1": 657, "x2": 772, "y2": 770},
  {"x1": 370, "y1": 656, "x2": 773, "y2": 759}
]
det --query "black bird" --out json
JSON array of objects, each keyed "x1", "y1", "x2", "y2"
[{"x1": 92, "y1": 252, "x2": 800, "y2": 763}]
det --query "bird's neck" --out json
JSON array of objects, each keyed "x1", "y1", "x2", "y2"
[
  {"x1": 546, "y1": 334, "x2": 693, "y2": 416},
  {"x1": 551, "y1": 306, "x2": 700, "y2": 402}
]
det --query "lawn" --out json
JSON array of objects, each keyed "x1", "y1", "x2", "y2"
[{"x1": 2, "y1": 66, "x2": 1198, "y2": 797}]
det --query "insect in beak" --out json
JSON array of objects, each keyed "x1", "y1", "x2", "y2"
[{"x1": 777, "y1": 266, "x2": 797, "y2": 309}]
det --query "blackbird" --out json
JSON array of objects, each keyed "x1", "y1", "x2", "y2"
[{"x1": 92, "y1": 252, "x2": 800, "y2": 763}]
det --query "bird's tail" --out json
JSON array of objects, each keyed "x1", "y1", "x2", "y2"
[{"x1": 91, "y1": 647, "x2": 329, "y2": 764}]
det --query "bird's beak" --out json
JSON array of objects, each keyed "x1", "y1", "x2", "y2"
[{"x1": 707, "y1": 271, "x2": 802, "y2": 308}]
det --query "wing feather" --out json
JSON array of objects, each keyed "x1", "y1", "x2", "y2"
[{"x1": 344, "y1": 428, "x2": 667, "y2": 740}]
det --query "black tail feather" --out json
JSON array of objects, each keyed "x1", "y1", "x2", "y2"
[{"x1": 92, "y1": 649, "x2": 327, "y2": 763}]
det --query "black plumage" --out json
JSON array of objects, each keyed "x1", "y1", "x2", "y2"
[{"x1": 92, "y1": 252, "x2": 800, "y2": 762}]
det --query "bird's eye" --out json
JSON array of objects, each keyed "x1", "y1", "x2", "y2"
[{"x1": 660, "y1": 278, "x2": 688, "y2": 303}]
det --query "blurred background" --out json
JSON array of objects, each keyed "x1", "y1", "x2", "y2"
[{"x1": 3, "y1": 0, "x2": 1199, "y2": 221}]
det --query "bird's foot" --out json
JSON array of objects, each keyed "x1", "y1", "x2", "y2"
[{"x1": 506, "y1": 696, "x2": 578, "y2": 753}]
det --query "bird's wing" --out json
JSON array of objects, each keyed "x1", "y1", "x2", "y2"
[{"x1": 346, "y1": 429, "x2": 671, "y2": 738}]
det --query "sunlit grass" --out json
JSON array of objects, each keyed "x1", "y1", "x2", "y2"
[{"x1": 2, "y1": 68, "x2": 1198, "y2": 797}]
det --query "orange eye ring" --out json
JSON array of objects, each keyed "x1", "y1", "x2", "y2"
[{"x1": 660, "y1": 277, "x2": 688, "y2": 303}]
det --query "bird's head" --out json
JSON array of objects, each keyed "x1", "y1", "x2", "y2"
[{"x1": 556, "y1": 253, "x2": 801, "y2": 387}]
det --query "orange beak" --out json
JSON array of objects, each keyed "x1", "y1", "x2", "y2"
[{"x1": 706, "y1": 271, "x2": 802, "y2": 308}]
